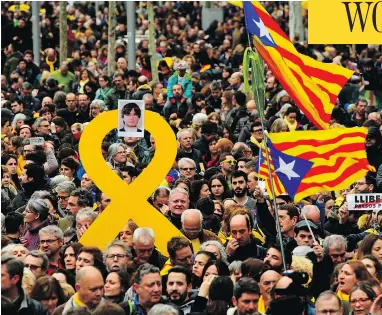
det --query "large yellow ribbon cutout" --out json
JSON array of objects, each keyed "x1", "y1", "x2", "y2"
[{"x1": 78, "y1": 110, "x2": 184, "y2": 254}]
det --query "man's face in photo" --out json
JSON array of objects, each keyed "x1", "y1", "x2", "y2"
[{"x1": 123, "y1": 109, "x2": 140, "y2": 128}]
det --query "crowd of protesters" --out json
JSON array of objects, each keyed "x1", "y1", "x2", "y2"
[{"x1": 1, "y1": 1, "x2": 382, "y2": 315}]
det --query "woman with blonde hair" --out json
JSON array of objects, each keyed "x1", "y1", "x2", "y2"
[{"x1": 270, "y1": 118, "x2": 289, "y2": 133}]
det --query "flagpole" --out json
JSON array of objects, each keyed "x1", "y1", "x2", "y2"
[{"x1": 245, "y1": 33, "x2": 288, "y2": 272}]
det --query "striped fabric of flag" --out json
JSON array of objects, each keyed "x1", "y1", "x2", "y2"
[
  {"x1": 266, "y1": 128, "x2": 374, "y2": 202},
  {"x1": 257, "y1": 146, "x2": 286, "y2": 199},
  {"x1": 234, "y1": 1, "x2": 354, "y2": 130}
]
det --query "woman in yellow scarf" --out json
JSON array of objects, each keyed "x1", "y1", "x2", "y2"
[{"x1": 283, "y1": 106, "x2": 300, "y2": 131}]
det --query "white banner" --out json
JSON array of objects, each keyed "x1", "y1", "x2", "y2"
[{"x1": 346, "y1": 194, "x2": 382, "y2": 211}]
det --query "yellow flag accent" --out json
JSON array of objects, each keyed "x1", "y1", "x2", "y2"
[{"x1": 79, "y1": 110, "x2": 185, "y2": 254}]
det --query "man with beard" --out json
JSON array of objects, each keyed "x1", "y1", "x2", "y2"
[
  {"x1": 220, "y1": 153, "x2": 236, "y2": 189},
  {"x1": 231, "y1": 170, "x2": 257, "y2": 221},
  {"x1": 366, "y1": 126, "x2": 382, "y2": 169},
  {"x1": 164, "y1": 84, "x2": 190, "y2": 119},
  {"x1": 258, "y1": 270, "x2": 281, "y2": 314},
  {"x1": 263, "y1": 245, "x2": 292, "y2": 273},
  {"x1": 166, "y1": 266, "x2": 195, "y2": 314},
  {"x1": 225, "y1": 214, "x2": 266, "y2": 262},
  {"x1": 38, "y1": 225, "x2": 64, "y2": 274},
  {"x1": 205, "y1": 81, "x2": 222, "y2": 111},
  {"x1": 231, "y1": 277, "x2": 261, "y2": 315}
]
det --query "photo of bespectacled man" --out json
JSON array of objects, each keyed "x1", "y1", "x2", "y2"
[{"x1": 118, "y1": 100, "x2": 144, "y2": 137}]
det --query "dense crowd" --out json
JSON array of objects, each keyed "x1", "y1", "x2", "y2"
[{"x1": 1, "y1": 1, "x2": 382, "y2": 315}]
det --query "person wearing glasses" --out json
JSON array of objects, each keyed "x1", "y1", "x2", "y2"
[
  {"x1": 349, "y1": 281, "x2": 377, "y2": 315},
  {"x1": 22, "y1": 198, "x2": 50, "y2": 250},
  {"x1": 23, "y1": 250, "x2": 49, "y2": 280},
  {"x1": 38, "y1": 225, "x2": 64, "y2": 275},
  {"x1": 178, "y1": 157, "x2": 198, "y2": 182},
  {"x1": 104, "y1": 240, "x2": 133, "y2": 273},
  {"x1": 131, "y1": 228, "x2": 168, "y2": 269},
  {"x1": 219, "y1": 152, "x2": 236, "y2": 190},
  {"x1": 55, "y1": 181, "x2": 76, "y2": 213},
  {"x1": 315, "y1": 290, "x2": 343, "y2": 315}
]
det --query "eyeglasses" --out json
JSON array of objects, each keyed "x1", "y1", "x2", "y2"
[
  {"x1": 222, "y1": 159, "x2": 236, "y2": 165},
  {"x1": 183, "y1": 227, "x2": 201, "y2": 233},
  {"x1": 252, "y1": 129, "x2": 263, "y2": 134},
  {"x1": 39, "y1": 239, "x2": 58, "y2": 245},
  {"x1": 317, "y1": 310, "x2": 341, "y2": 315},
  {"x1": 350, "y1": 298, "x2": 370, "y2": 305},
  {"x1": 106, "y1": 254, "x2": 127, "y2": 260},
  {"x1": 25, "y1": 264, "x2": 42, "y2": 271},
  {"x1": 57, "y1": 195, "x2": 70, "y2": 200},
  {"x1": 330, "y1": 252, "x2": 346, "y2": 259},
  {"x1": 135, "y1": 248, "x2": 154, "y2": 254},
  {"x1": 180, "y1": 167, "x2": 195, "y2": 171}
]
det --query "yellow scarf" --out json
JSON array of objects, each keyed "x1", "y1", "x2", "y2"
[
  {"x1": 337, "y1": 290, "x2": 349, "y2": 301},
  {"x1": 45, "y1": 57, "x2": 57, "y2": 72},
  {"x1": 73, "y1": 293, "x2": 87, "y2": 307},
  {"x1": 284, "y1": 118, "x2": 297, "y2": 131},
  {"x1": 250, "y1": 136, "x2": 262, "y2": 147},
  {"x1": 258, "y1": 295, "x2": 266, "y2": 314}
]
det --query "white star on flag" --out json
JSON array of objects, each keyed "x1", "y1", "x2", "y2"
[
  {"x1": 253, "y1": 18, "x2": 274, "y2": 43},
  {"x1": 275, "y1": 157, "x2": 300, "y2": 180}
]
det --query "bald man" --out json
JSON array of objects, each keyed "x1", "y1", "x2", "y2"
[
  {"x1": 180, "y1": 209, "x2": 219, "y2": 252},
  {"x1": 52, "y1": 266, "x2": 114, "y2": 314},
  {"x1": 301, "y1": 204, "x2": 329, "y2": 239},
  {"x1": 368, "y1": 112, "x2": 381, "y2": 125},
  {"x1": 259, "y1": 270, "x2": 281, "y2": 313}
]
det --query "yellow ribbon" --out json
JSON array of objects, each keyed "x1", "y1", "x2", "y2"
[{"x1": 79, "y1": 110, "x2": 185, "y2": 254}]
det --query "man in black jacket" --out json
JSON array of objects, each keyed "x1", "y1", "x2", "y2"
[
  {"x1": 1, "y1": 256, "x2": 48, "y2": 315},
  {"x1": 225, "y1": 214, "x2": 267, "y2": 263},
  {"x1": 192, "y1": 121, "x2": 218, "y2": 157},
  {"x1": 131, "y1": 227, "x2": 168, "y2": 270},
  {"x1": 177, "y1": 129, "x2": 202, "y2": 173}
]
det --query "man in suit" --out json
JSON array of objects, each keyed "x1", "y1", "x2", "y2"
[{"x1": 120, "y1": 102, "x2": 142, "y2": 132}]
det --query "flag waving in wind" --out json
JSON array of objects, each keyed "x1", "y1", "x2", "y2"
[
  {"x1": 238, "y1": 1, "x2": 354, "y2": 130},
  {"x1": 257, "y1": 128, "x2": 374, "y2": 202}
]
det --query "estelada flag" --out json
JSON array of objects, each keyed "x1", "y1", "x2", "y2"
[
  {"x1": 237, "y1": 1, "x2": 354, "y2": 130},
  {"x1": 257, "y1": 128, "x2": 374, "y2": 202}
]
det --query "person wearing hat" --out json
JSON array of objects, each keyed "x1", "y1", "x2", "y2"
[
  {"x1": 294, "y1": 220, "x2": 319, "y2": 248},
  {"x1": 167, "y1": 60, "x2": 192, "y2": 101}
]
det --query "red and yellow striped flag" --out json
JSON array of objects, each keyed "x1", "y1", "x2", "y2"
[
  {"x1": 260, "y1": 128, "x2": 374, "y2": 202},
  {"x1": 233, "y1": 1, "x2": 354, "y2": 130}
]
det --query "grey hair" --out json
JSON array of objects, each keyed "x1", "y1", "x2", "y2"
[
  {"x1": 30, "y1": 190, "x2": 52, "y2": 200},
  {"x1": 229, "y1": 261, "x2": 243, "y2": 275},
  {"x1": 1, "y1": 244, "x2": 17, "y2": 256},
  {"x1": 90, "y1": 99, "x2": 107, "y2": 112},
  {"x1": 26, "y1": 199, "x2": 49, "y2": 218},
  {"x1": 27, "y1": 250, "x2": 49, "y2": 271},
  {"x1": 104, "y1": 240, "x2": 132, "y2": 262},
  {"x1": 142, "y1": 93, "x2": 154, "y2": 101},
  {"x1": 55, "y1": 181, "x2": 76, "y2": 194},
  {"x1": 301, "y1": 205, "x2": 320, "y2": 217},
  {"x1": 169, "y1": 188, "x2": 189, "y2": 200},
  {"x1": 39, "y1": 225, "x2": 64, "y2": 240},
  {"x1": 176, "y1": 128, "x2": 193, "y2": 140},
  {"x1": 148, "y1": 304, "x2": 179, "y2": 315},
  {"x1": 32, "y1": 117, "x2": 49, "y2": 130},
  {"x1": 200, "y1": 240, "x2": 228, "y2": 264},
  {"x1": 133, "y1": 227, "x2": 155, "y2": 244},
  {"x1": 210, "y1": 80, "x2": 222, "y2": 90},
  {"x1": 12, "y1": 113, "x2": 27, "y2": 129},
  {"x1": 181, "y1": 209, "x2": 203, "y2": 226},
  {"x1": 107, "y1": 143, "x2": 127, "y2": 163},
  {"x1": 178, "y1": 157, "x2": 196, "y2": 169},
  {"x1": 76, "y1": 207, "x2": 98, "y2": 224},
  {"x1": 323, "y1": 235, "x2": 347, "y2": 254},
  {"x1": 133, "y1": 263, "x2": 160, "y2": 285},
  {"x1": 50, "y1": 175, "x2": 71, "y2": 189}
]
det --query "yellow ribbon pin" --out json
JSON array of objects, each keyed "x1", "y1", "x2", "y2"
[{"x1": 78, "y1": 110, "x2": 185, "y2": 254}]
